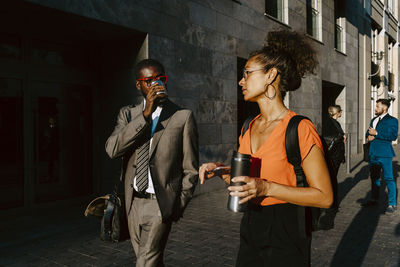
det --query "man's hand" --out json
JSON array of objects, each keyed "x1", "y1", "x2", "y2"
[
  {"x1": 368, "y1": 135, "x2": 375, "y2": 141},
  {"x1": 143, "y1": 83, "x2": 167, "y2": 119},
  {"x1": 368, "y1": 127, "x2": 377, "y2": 136}
]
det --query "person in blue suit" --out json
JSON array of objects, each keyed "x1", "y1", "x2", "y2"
[{"x1": 362, "y1": 99, "x2": 398, "y2": 213}]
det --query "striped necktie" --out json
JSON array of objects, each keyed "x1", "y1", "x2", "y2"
[{"x1": 135, "y1": 130, "x2": 150, "y2": 192}]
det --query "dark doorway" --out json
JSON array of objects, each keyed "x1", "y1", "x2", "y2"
[
  {"x1": 32, "y1": 83, "x2": 93, "y2": 203},
  {"x1": 0, "y1": 79, "x2": 24, "y2": 209},
  {"x1": 322, "y1": 80, "x2": 344, "y2": 136},
  {"x1": 237, "y1": 57, "x2": 259, "y2": 144},
  {"x1": 0, "y1": 1, "x2": 146, "y2": 209}
]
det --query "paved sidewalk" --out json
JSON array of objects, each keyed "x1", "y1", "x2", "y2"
[{"x1": 1, "y1": 148, "x2": 400, "y2": 266}]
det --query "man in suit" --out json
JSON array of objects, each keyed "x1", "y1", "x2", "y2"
[
  {"x1": 362, "y1": 99, "x2": 398, "y2": 213},
  {"x1": 106, "y1": 59, "x2": 199, "y2": 266}
]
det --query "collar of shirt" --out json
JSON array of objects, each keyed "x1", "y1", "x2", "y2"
[
  {"x1": 143, "y1": 99, "x2": 162, "y2": 120},
  {"x1": 378, "y1": 112, "x2": 388, "y2": 120}
]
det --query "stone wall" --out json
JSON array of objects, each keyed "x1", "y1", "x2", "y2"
[{"x1": 27, "y1": 0, "x2": 362, "y2": 194}]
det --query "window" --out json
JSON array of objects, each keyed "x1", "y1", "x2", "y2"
[
  {"x1": 388, "y1": 43, "x2": 393, "y2": 73},
  {"x1": 334, "y1": 0, "x2": 346, "y2": 53},
  {"x1": 265, "y1": 0, "x2": 288, "y2": 23},
  {"x1": 370, "y1": 28, "x2": 379, "y2": 119},
  {"x1": 306, "y1": 0, "x2": 322, "y2": 40},
  {"x1": 371, "y1": 29, "x2": 378, "y2": 62},
  {"x1": 388, "y1": 0, "x2": 394, "y2": 14},
  {"x1": 335, "y1": 21, "x2": 344, "y2": 52},
  {"x1": 364, "y1": 0, "x2": 371, "y2": 15},
  {"x1": 387, "y1": 0, "x2": 398, "y2": 19},
  {"x1": 370, "y1": 28, "x2": 380, "y2": 87},
  {"x1": 388, "y1": 42, "x2": 394, "y2": 92}
]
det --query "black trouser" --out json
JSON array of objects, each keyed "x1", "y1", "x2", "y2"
[
  {"x1": 331, "y1": 158, "x2": 341, "y2": 179},
  {"x1": 236, "y1": 203, "x2": 311, "y2": 267},
  {"x1": 370, "y1": 164, "x2": 381, "y2": 201}
]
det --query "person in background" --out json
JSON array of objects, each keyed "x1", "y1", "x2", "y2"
[
  {"x1": 324, "y1": 105, "x2": 346, "y2": 177},
  {"x1": 362, "y1": 99, "x2": 398, "y2": 214},
  {"x1": 199, "y1": 30, "x2": 333, "y2": 267}
]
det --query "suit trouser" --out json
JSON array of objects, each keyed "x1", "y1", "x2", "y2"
[
  {"x1": 128, "y1": 197, "x2": 172, "y2": 267},
  {"x1": 369, "y1": 155, "x2": 397, "y2": 206}
]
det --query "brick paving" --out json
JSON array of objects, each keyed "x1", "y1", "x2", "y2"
[{"x1": 1, "y1": 148, "x2": 400, "y2": 266}]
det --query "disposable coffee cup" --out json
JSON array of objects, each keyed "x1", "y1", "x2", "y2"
[{"x1": 151, "y1": 80, "x2": 168, "y2": 103}]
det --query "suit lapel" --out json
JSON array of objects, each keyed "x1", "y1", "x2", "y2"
[
  {"x1": 149, "y1": 101, "x2": 177, "y2": 158},
  {"x1": 376, "y1": 114, "x2": 390, "y2": 128},
  {"x1": 130, "y1": 102, "x2": 144, "y2": 122},
  {"x1": 371, "y1": 116, "x2": 378, "y2": 127}
]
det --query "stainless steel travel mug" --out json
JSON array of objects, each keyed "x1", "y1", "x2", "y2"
[{"x1": 227, "y1": 151, "x2": 251, "y2": 212}]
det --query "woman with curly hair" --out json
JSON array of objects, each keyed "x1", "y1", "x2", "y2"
[{"x1": 199, "y1": 30, "x2": 333, "y2": 266}]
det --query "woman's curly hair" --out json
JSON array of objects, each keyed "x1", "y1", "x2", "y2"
[{"x1": 250, "y1": 30, "x2": 318, "y2": 98}]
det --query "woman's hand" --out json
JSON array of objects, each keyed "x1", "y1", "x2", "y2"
[
  {"x1": 228, "y1": 176, "x2": 270, "y2": 204},
  {"x1": 199, "y1": 162, "x2": 229, "y2": 184}
]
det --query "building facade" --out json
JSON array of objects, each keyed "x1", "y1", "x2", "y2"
[{"x1": 0, "y1": 0, "x2": 399, "y2": 211}]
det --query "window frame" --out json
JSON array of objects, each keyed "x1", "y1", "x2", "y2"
[
  {"x1": 334, "y1": 0, "x2": 346, "y2": 54},
  {"x1": 265, "y1": 0, "x2": 288, "y2": 24},
  {"x1": 387, "y1": 0, "x2": 394, "y2": 14},
  {"x1": 306, "y1": 0, "x2": 322, "y2": 41}
]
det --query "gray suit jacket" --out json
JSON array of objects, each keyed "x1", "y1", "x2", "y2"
[{"x1": 105, "y1": 99, "x2": 199, "y2": 221}]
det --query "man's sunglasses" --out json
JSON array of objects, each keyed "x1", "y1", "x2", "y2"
[{"x1": 137, "y1": 75, "x2": 168, "y2": 86}]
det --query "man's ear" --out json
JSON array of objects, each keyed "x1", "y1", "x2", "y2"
[{"x1": 136, "y1": 80, "x2": 141, "y2": 91}]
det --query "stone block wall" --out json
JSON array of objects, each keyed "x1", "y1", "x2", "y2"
[{"x1": 27, "y1": 0, "x2": 362, "y2": 194}]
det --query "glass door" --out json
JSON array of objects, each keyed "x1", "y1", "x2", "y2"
[{"x1": 32, "y1": 82, "x2": 92, "y2": 202}]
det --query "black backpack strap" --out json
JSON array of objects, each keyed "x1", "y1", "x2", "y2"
[
  {"x1": 285, "y1": 115, "x2": 310, "y2": 187},
  {"x1": 241, "y1": 116, "x2": 255, "y2": 138},
  {"x1": 285, "y1": 115, "x2": 311, "y2": 238}
]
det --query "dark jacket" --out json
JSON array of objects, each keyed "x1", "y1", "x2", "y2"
[
  {"x1": 324, "y1": 117, "x2": 345, "y2": 167},
  {"x1": 366, "y1": 114, "x2": 398, "y2": 158}
]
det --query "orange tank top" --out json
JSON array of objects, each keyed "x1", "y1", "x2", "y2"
[{"x1": 238, "y1": 110, "x2": 323, "y2": 206}]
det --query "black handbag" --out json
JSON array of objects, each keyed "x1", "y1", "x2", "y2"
[
  {"x1": 363, "y1": 143, "x2": 370, "y2": 162},
  {"x1": 100, "y1": 189, "x2": 129, "y2": 242},
  {"x1": 84, "y1": 162, "x2": 130, "y2": 242}
]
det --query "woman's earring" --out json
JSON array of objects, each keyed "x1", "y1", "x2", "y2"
[{"x1": 264, "y1": 83, "x2": 276, "y2": 100}]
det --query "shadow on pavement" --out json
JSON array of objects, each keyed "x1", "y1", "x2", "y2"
[
  {"x1": 393, "y1": 160, "x2": 399, "y2": 204},
  {"x1": 330, "y1": 192, "x2": 382, "y2": 267},
  {"x1": 392, "y1": 160, "x2": 399, "y2": 267},
  {"x1": 350, "y1": 159, "x2": 364, "y2": 173},
  {"x1": 337, "y1": 165, "x2": 369, "y2": 206},
  {"x1": 397, "y1": 223, "x2": 400, "y2": 267},
  {"x1": 331, "y1": 160, "x2": 400, "y2": 266}
]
